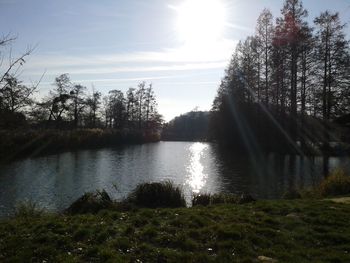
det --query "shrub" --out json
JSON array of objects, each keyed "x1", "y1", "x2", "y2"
[
  {"x1": 127, "y1": 181, "x2": 186, "y2": 208},
  {"x1": 65, "y1": 190, "x2": 115, "y2": 214},
  {"x1": 192, "y1": 193, "x2": 211, "y2": 206},
  {"x1": 319, "y1": 168, "x2": 350, "y2": 197},
  {"x1": 298, "y1": 187, "x2": 320, "y2": 199},
  {"x1": 15, "y1": 200, "x2": 44, "y2": 218},
  {"x1": 282, "y1": 188, "x2": 302, "y2": 199}
]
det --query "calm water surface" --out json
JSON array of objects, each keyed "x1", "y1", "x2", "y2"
[{"x1": 0, "y1": 141, "x2": 349, "y2": 216}]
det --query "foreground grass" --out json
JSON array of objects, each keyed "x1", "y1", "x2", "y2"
[{"x1": 1, "y1": 199, "x2": 350, "y2": 262}]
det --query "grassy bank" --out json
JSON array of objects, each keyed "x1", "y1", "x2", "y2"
[
  {"x1": 0, "y1": 129, "x2": 160, "y2": 162},
  {"x1": 1, "y1": 198, "x2": 350, "y2": 262},
  {"x1": 1, "y1": 170, "x2": 349, "y2": 262}
]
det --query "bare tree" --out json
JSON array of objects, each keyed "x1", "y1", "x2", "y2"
[
  {"x1": 256, "y1": 8, "x2": 274, "y2": 105},
  {"x1": 0, "y1": 35, "x2": 35, "y2": 86}
]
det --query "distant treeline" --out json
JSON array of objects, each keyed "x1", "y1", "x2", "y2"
[
  {"x1": 0, "y1": 129, "x2": 160, "y2": 162},
  {"x1": 0, "y1": 74, "x2": 162, "y2": 133},
  {"x1": 210, "y1": 0, "x2": 350, "y2": 153},
  {"x1": 161, "y1": 111, "x2": 209, "y2": 141},
  {"x1": 0, "y1": 36, "x2": 164, "y2": 158},
  {"x1": 0, "y1": 36, "x2": 162, "y2": 133}
]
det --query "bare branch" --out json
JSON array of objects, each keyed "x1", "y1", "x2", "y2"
[
  {"x1": 0, "y1": 33, "x2": 16, "y2": 46},
  {"x1": 0, "y1": 46, "x2": 35, "y2": 85},
  {"x1": 31, "y1": 69, "x2": 46, "y2": 91}
]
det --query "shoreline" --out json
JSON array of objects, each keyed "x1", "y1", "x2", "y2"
[
  {"x1": 0, "y1": 129, "x2": 160, "y2": 163},
  {"x1": 0, "y1": 128, "x2": 349, "y2": 164}
]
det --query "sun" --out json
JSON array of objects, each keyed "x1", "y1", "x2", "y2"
[{"x1": 175, "y1": 0, "x2": 227, "y2": 45}]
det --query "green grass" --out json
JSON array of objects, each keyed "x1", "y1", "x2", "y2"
[
  {"x1": 192, "y1": 193, "x2": 240, "y2": 206},
  {"x1": 1, "y1": 199, "x2": 350, "y2": 262}
]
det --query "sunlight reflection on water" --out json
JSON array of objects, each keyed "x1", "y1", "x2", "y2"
[
  {"x1": 1, "y1": 142, "x2": 349, "y2": 217},
  {"x1": 186, "y1": 142, "x2": 208, "y2": 193}
]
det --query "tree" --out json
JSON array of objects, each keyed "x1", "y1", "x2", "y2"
[
  {"x1": 256, "y1": 8, "x2": 274, "y2": 105},
  {"x1": 238, "y1": 37, "x2": 259, "y2": 103},
  {"x1": 298, "y1": 24, "x2": 315, "y2": 126},
  {"x1": 135, "y1": 82, "x2": 146, "y2": 129},
  {"x1": 210, "y1": 0, "x2": 350, "y2": 152},
  {"x1": 0, "y1": 75, "x2": 35, "y2": 113},
  {"x1": 108, "y1": 90, "x2": 125, "y2": 129},
  {"x1": 280, "y1": 0, "x2": 308, "y2": 139},
  {"x1": 0, "y1": 35, "x2": 34, "y2": 88},
  {"x1": 47, "y1": 74, "x2": 72, "y2": 125},
  {"x1": 125, "y1": 87, "x2": 137, "y2": 126},
  {"x1": 144, "y1": 83, "x2": 157, "y2": 126},
  {"x1": 101, "y1": 96, "x2": 110, "y2": 128},
  {"x1": 314, "y1": 11, "x2": 349, "y2": 121},
  {"x1": 70, "y1": 84, "x2": 86, "y2": 128},
  {"x1": 272, "y1": 16, "x2": 289, "y2": 114},
  {"x1": 86, "y1": 89, "x2": 101, "y2": 128},
  {"x1": 0, "y1": 35, "x2": 38, "y2": 128}
]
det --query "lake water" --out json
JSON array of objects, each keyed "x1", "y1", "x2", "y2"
[{"x1": 0, "y1": 141, "x2": 350, "y2": 216}]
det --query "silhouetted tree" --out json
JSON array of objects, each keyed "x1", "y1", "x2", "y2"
[
  {"x1": 210, "y1": 0, "x2": 350, "y2": 152},
  {"x1": 136, "y1": 81, "x2": 146, "y2": 129},
  {"x1": 314, "y1": 12, "x2": 350, "y2": 120},
  {"x1": 0, "y1": 35, "x2": 37, "y2": 128},
  {"x1": 86, "y1": 89, "x2": 101, "y2": 128},
  {"x1": 70, "y1": 84, "x2": 86, "y2": 128},
  {"x1": 47, "y1": 74, "x2": 72, "y2": 126},
  {"x1": 0, "y1": 75, "x2": 35, "y2": 113},
  {"x1": 256, "y1": 8, "x2": 274, "y2": 105},
  {"x1": 126, "y1": 87, "x2": 137, "y2": 127},
  {"x1": 108, "y1": 90, "x2": 125, "y2": 129}
]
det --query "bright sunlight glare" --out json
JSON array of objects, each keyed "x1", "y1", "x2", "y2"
[
  {"x1": 175, "y1": 0, "x2": 227, "y2": 45},
  {"x1": 187, "y1": 143, "x2": 208, "y2": 193}
]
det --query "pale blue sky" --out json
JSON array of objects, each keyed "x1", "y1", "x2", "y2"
[{"x1": 1, "y1": 0, "x2": 349, "y2": 120}]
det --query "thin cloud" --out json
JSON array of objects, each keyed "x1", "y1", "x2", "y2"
[
  {"x1": 22, "y1": 71, "x2": 221, "y2": 87},
  {"x1": 27, "y1": 40, "x2": 236, "y2": 69},
  {"x1": 225, "y1": 22, "x2": 254, "y2": 33},
  {"x1": 22, "y1": 76, "x2": 175, "y2": 86},
  {"x1": 26, "y1": 61, "x2": 227, "y2": 76},
  {"x1": 21, "y1": 39, "x2": 237, "y2": 79},
  {"x1": 158, "y1": 81, "x2": 218, "y2": 86},
  {"x1": 167, "y1": 4, "x2": 178, "y2": 11}
]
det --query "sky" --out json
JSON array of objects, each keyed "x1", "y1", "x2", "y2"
[{"x1": 0, "y1": 0, "x2": 350, "y2": 121}]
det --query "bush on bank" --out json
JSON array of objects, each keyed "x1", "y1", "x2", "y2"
[
  {"x1": 126, "y1": 181, "x2": 186, "y2": 209},
  {"x1": 282, "y1": 168, "x2": 350, "y2": 199},
  {"x1": 319, "y1": 168, "x2": 350, "y2": 197}
]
